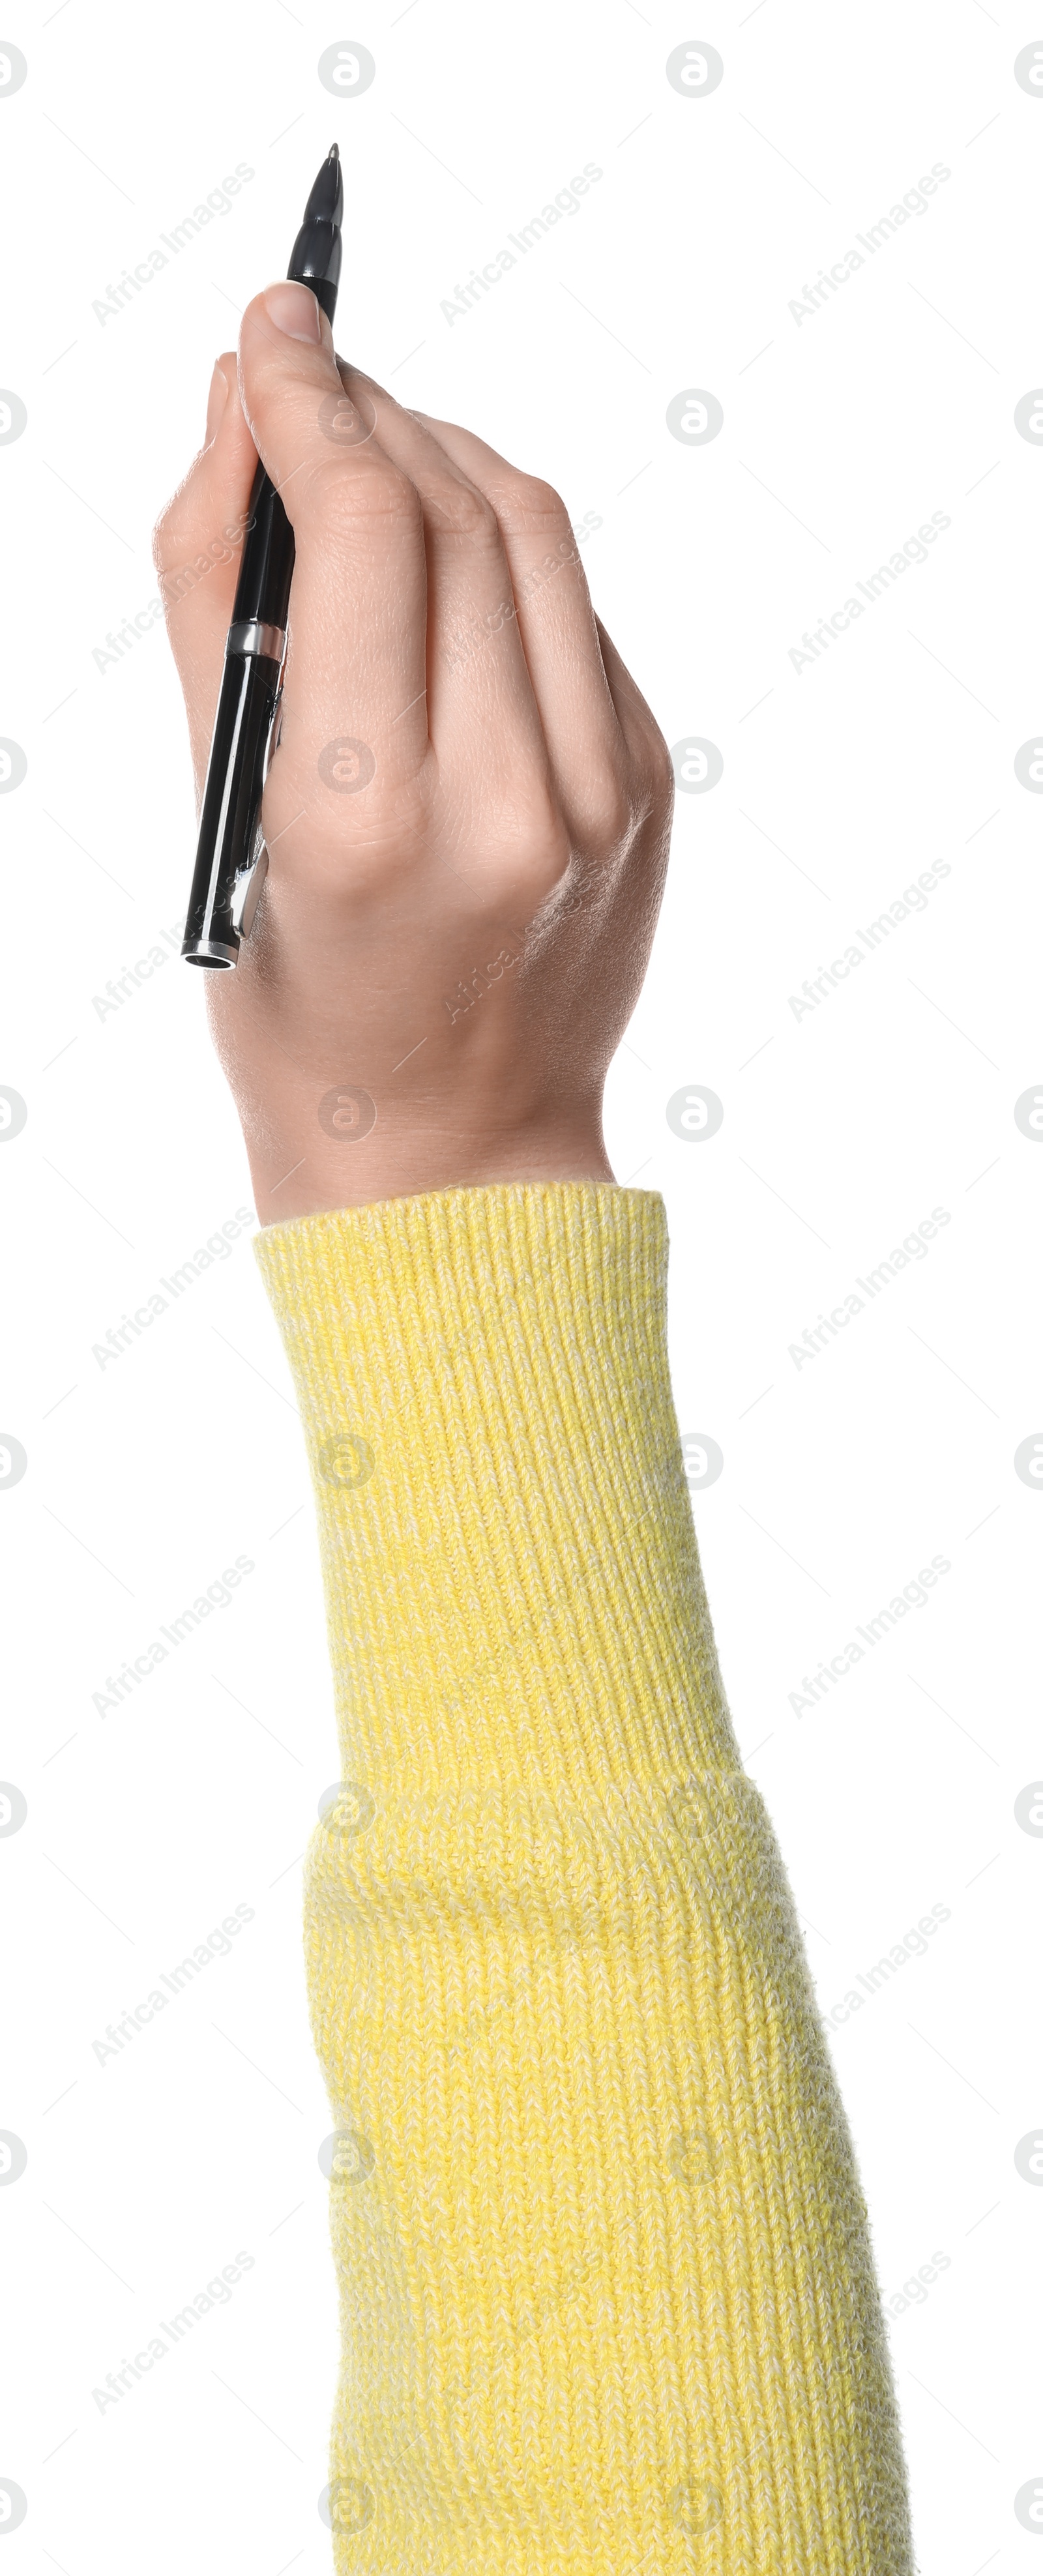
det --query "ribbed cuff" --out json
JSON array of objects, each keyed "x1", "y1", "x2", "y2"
[{"x1": 254, "y1": 1182, "x2": 738, "y2": 1808}]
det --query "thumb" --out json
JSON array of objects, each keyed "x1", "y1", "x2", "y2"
[{"x1": 235, "y1": 282, "x2": 396, "y2": 536}]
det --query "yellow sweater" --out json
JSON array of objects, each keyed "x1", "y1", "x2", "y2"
[{"x1": 254, "y1": 1182, "x2": 913, "y2": 2575}]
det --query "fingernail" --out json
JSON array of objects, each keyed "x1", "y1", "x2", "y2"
[
  {"x1": 261, "y1": 281, "x2": 322, "y2": 343},
  {"x1": 205, "y1": 360, "x2": 229, "y2": 443}
]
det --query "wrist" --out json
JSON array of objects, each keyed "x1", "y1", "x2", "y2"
[{"x1": 248, "y1": 1119, "x2": 615, "y2": 1225}]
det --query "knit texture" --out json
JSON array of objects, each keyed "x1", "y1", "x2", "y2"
[{"x1": 254, "y1": 1182, "x2": 913, "y2": 2576}]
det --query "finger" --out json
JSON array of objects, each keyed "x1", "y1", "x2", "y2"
[
  {"x1": 333, "y1": 364, "x2": 547, "y2": 774},
  {"x1": 594, "y1": 615, "x2": 671, "y2": 776},
  {"x1": 411, "y1": 415, "x2": 628, "y2": 841},
  {"x1": 237, "y1": 284, "x2": 429, "y2": 808},
  {"x1": 152, "y1": 353, "x2": 259, "y2": 782}
]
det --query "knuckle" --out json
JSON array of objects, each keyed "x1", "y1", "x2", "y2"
[
  {"x1": 151, "y1": 468, "x2": 242, "y2": 602},
  {"x1": 566, "y1": 749, "x2": 634, "y2": 856},
  {"x1": 429, "y1": 479, "x2": 497, "y2": 542},
  {"x1": 267, "y1": 772, "x2": 430, "y2": 888},
  {"x1": 589, "y1": 774, "x2": 634, "y2": 853},
  {"x1": 493, "y1": 473, "x2": 569, "y2": 538},
  {"x1": 151, "y1": 491, "x2": 189, "y2": 573},
  {"x1": 643, "y1": 720, "x2": 677, "y2": 815},
  {"x1": 510, "y1": 805, "x2": 574, "y2": 904},
  {"x1": 303, "y1": 452, "x2": 419, "y2": 537}
]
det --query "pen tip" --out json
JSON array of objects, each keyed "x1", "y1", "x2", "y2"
[{"x1": 297, "y1": 143, "x2": 344, "y2": 239}]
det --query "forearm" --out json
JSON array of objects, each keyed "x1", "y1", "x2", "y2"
[{"x1": 256, "y1": 1181, "x2": 911, "y2": 2575}]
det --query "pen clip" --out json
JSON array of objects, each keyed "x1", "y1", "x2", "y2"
[
  {"x1": 231, "y1": 823, "x2": 269, "y2": 941},
  {"x1": 231, "y1": 671, "x2": 284, "y2": 943}
]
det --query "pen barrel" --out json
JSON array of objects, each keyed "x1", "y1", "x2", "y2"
[
  {"x1": 179, "y1": 121, "x2": 342, "y2": 970},
  {"x1": 232, "y1": 460, "x2": 295, "y2": 628},
  {"x1": 181, "y1": 645, "x2": 284, "y2": 965}
]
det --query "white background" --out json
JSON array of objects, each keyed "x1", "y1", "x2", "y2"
[{"x1": 0, "y1": 2, "x2": 1037, "y2": 2569}]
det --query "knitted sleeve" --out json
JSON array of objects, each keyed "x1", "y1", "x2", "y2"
[{"x1": 253, "y1": 1182, "x2": 913, "y2": 2576}]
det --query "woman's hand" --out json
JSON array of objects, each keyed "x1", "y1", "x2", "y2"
[{"x1": 153, "y1": 280, "x2": 673, "y2": 1222}]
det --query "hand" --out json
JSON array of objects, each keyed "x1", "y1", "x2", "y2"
[{"x1": 153, "y1": 281, "x2": 674, "y2": 1222}]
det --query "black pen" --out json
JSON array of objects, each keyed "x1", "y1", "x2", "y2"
[{"x1": 182, "y1": 144, "x2": 344, "y2": 967}]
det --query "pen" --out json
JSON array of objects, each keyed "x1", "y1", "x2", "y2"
[{"x1": 181, "y1": 143, "x2": 344, "y2": 967}]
